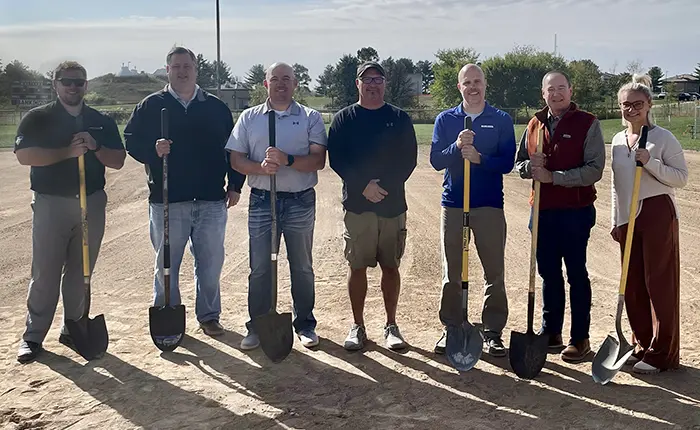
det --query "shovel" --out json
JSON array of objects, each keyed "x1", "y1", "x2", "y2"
[
  {"x1": 509, "y1": 127, "x2": 548, "y2": 379},
  {"x1": 64, "y1": 114, "x2": 109, "y2": 361},
  {"x1": 592, "y1": 125, "x2": 649, "y2": 385},
  {"x1": 446, "y1": 116, "x2": 484, "y2": 372},
  {"x1": 253, "y1": 110, "x2": 293, "y2": 363},
  {"x1": 148, "y1": 107, "x2": 186, "y2": 352}
]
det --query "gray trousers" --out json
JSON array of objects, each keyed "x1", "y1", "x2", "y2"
[
  {"x1": 22, "y1": 190, "x2": 107, "y2": 344},
  {"x1": 438, "y1": 206, "x2": 508, "y2": 338}
]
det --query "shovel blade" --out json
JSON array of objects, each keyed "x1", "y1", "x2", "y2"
[
  {"x1": 509, "y1": 330, "x2": 548, "y2": 379},
  {"x1": 591, "y1": 334, "x2": 635, "y2": 385},
  {"x1": 445, "y1": 321, "x2": 483, "y2": 372},
  {"x1": 148, "y1": 304, "x2": 186, "y2": 352},
  {"x1": 64, "y1": 314, "x2": 108, "y2": 361},
  {"x1": 254, "y1": 311, "x2": 293, "y2": 363}
]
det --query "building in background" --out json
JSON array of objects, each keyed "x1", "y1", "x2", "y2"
[{"x1": 207, "y1": 87, "x2": 251, "y2": 111}]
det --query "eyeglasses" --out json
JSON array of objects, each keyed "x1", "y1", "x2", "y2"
[
  {"x1": 58, "y1": 78, "x2": 86, "y2": 87},
  {"x1": 359, "y1": 76, "x2": 385, "y2": 84},
  {"x1": 620, "y1": 101, "x2": 645, "y2": 111}
]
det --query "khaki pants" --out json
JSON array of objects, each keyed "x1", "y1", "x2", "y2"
[{"x1": 438, "y1": 206, "x2": 508, "y2": 338}]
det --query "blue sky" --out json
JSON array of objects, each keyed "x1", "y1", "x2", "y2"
[{"x1": 0, "y1": 0, "x2": 697, "y2": 89}]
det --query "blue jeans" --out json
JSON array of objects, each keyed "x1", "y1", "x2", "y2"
[
  {"x1": 149, "y1": 199, "x2": 227, "y2": 323},
  {"x1": 246, "y1": 188, "x2": 316, "y2": 334},
  {"x1": 530, "y1": 204, "x2": 596, "y2": 343}
]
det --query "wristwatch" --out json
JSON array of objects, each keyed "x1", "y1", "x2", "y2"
[{"x1": 286, "y1": 154, "x2": 295, "y2": 166}]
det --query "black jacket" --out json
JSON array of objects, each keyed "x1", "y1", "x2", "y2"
[{"x1": 124, "y1": 86, "x2": 245, "y2": 203}]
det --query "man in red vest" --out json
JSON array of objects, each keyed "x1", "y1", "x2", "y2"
[{"x1": 515, "y1": 70, "x2": 605, "y2": 363}]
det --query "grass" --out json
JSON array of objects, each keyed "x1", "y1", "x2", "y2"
[{"x1": 2, "y1": 118, "x2": 698, "y2": 151}]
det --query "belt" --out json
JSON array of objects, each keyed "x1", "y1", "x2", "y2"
[{"x1": 250, "y1": 187, "x2": 312, "y2": 199}]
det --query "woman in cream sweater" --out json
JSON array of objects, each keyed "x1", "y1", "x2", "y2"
[{"x1": 610, "y1": 74, "x2": 688, "y2": 374}]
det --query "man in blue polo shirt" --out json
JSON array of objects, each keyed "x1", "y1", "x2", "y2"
[{"x1": 430, "y1": 63, "x2": 517, "y2": 357}]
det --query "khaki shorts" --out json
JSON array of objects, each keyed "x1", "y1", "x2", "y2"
[{"x1": 342, "y1": 210, "x2": 407, "y2": 269}]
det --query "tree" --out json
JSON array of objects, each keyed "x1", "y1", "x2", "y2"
[
  {"x1": 626, "y1": 59, "x2": 644, "y2": 75},
  {"x1": 694, "y1": 63, "x2": 700, "y2": 81},
  {"x1": 292, "y1": 63, "x2": 311, "y2": 93},
  {"x1": 195, "y1": 54, "x2": 215, "y2": 88},
  {"x1": 329, "y1": 54, "x2": 360, "y2": 108},
  {"x1": 245, "y1": 64, "x2": 265, "y2": 88},
  {"x1": 381, "y1": 57, "x2": 418, "y2": 109},
  {"x1": 648, "y1": 66, "x2": 664, "y2": 92},
  {"x1": 416, "y1": 60, "x2": 434, "y2": 94},
  {"x1": 357, "y1": 47, "x2": 379, "y2": 63},
  {"x1": 430, "y1": 47, "x2": 480, "y2": 108},
  {"x1": 568, "y1": 59, "x2": 604, "y2": 109},
  {"x1": 212, "y1": 60, "x2": 231, "y2": 86},
  {"x1": 481, "y1": 45, "x2": 567, "y2": 110},
  {"x1": 315, "y1": 64, "x2": 335, "y2": 98}
]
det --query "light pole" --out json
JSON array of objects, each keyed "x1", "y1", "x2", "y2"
[{"x1": 216, "y1": 0, "x2": 221, "y2": 98}]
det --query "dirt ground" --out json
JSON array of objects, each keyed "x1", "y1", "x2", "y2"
[{"x1": 0, "y1": 146, "x2": 699, "y2": 430}]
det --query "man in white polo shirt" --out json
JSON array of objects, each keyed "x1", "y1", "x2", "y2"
[{"x1": 226, "y1": 62, "x2": 328, "y2": 350}]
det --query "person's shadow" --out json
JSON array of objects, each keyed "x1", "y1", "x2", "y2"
[{"x1": 36, "y1": 350, "x2": 286, "y2": 430}]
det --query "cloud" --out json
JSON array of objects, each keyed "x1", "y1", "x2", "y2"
[{"x1": 0, "y1": 0, "x2": 697, "y2": 84}]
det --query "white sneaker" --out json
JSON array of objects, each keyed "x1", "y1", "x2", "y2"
[
  {"x1": 384, "y1": 324, "x2": 407, "y2": 350},
  {"x1": 240, "y1": 331, "x2": 259, "y2": 350},
  {"x1": 344, "y1": 324, "x2": 367, "y2": 351},
  {"x1": 633, "y1": 360, "x2": 660, "y2": 374},
  {"x1": 298, "y1": 330, "x2": 319, "y2": 348}
]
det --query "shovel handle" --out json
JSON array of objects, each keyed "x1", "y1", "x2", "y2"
[
  {"x1": 76, "y1": 114, "x2": 92, "y2": 319},
  {"x1": 527, "y1": 128, "x2": 544, "y2": 329},
  {"x1": 461, "y1": 116, "x2": 472, "y2": 313},
  {"x1": 269, "y1": 111, "x2": 278, "y2": 310},
  {"x1": 618, "y1": 125, "x2": 648, "y2": 296},
  {"x1": 161, "y1": 108, "x2": 170, "y2": 306}
]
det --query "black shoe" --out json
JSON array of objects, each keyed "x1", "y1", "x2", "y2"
[
  {"x1": 537, "y1": 328, "x2": 564, "y2": 350},
  {"x1": 485, "y1": 336, "x2": 507, "y2": 357},
  {"x1": 200, "y1": 320, "x2": 225, "y2": 337},
  {"x1": 17, "y1": 340, "x2": 42, "y2": 364}
]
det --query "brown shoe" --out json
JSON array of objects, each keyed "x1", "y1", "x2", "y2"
[
  {"x1": 200, "y1": 320, "x2": 225, "y2": 337},
  {"x1": 561, "y1": 339, "x2": 591, "y2": 363}
]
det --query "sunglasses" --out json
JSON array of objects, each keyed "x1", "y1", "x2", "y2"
[{"x1": 57, "y1": 78, "x2": 86, "y2": 87}]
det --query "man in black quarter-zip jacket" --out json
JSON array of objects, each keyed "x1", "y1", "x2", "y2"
[{"x1": 124, "y1": 46, "x2": 245, "y2": 337}]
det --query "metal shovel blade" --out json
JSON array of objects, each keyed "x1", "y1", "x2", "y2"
[
  {"x1": 148, "y1": 304, "x2": 186, "y2": 352},
  {"x1": 509, "y1": 330, "x2": 548, "y2": 379},
  {"x1": 445, "y1": 321, "x2": 483, "y2": 372},
  {"x1": 64, "y1": 313, "x2": 108, "y2": 361},
  {"x1": 591, "y1": 334, "x2": 635, "y2": 384},
  {"x1": 254, "y1": 310, "x2": 293, "y2": 363}
]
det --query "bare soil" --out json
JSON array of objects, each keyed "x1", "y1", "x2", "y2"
[{"x1": 1, "y1": 147, "x2": 699, "y2": 429}]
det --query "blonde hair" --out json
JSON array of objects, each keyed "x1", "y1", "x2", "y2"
[{"x1": 618, "y1": 73, "x2": 655, "y2": 126}]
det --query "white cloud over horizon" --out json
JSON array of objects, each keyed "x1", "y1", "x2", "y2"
[{"x1": 0, "y1": 0, "x2": 697, "y2": 86}]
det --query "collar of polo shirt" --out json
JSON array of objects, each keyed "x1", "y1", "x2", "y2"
[{"x1": 262, "y1": 98, "x2": 302, "y2": 117}]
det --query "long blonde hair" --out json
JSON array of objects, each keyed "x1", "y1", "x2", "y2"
[{"x1": 618, "y1": 73, "x2": 655, "y2": 127}]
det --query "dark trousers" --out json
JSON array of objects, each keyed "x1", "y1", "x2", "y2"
[
  {"x1": 618, "y1": 194, "x2": 680, "y2": 370},
  {"x1": 532, "y1": 204, "x2": 596, "y2": 343}
]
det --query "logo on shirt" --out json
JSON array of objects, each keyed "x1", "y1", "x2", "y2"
[
  {"x1": 293, "y1": 121, "x2": 299, "y2": 125},
  {"x1": 563, "y1": 134, "x2": 571, "y2": 138},
  {"x1": 386, "y1": 122, "x2": 394, "y2": 127},
  {"x1": 481, "y1": 124, "x2": 494, "y2": 128},
  {"x1": 15, "y1": 136, "x2": 23, "y2": 147}
]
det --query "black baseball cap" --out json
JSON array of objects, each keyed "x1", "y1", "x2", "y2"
[{"x1": 357, "y1": 61, "x2": 385, "y2": 78}]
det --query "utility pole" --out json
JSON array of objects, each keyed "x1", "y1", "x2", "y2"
[
  {"x1": 216, "y1": 0, "x2": 221, "y2": 98},
  {"x1": 554, "y1": 33, "x2": 557, "y2": 55}
]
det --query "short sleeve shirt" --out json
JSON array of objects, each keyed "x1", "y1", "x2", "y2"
[
  {"x1": 225, "y1": 100, "x2": 327, "y2": 192},
  {"x1": 14, "y1": 101, "x2": 124, "y2": 197}
]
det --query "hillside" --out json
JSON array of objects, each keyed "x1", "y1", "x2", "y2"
[{"x1": 86, "y1": 73, "x2": 168, "y2": 105}]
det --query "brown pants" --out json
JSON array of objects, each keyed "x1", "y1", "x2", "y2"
[{"x1": 618, "y1": 194, "x2": 680, "y2": 370}]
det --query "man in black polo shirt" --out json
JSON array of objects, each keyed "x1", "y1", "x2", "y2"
[
  {"x1": 13, "y1": 60, "x2": 126, "y2": 363},
  {"x1": 327, "y1": 61, "x2": 418, "y2": 351},
  {"x1": 124, "y1": 46, "x2": 245, "y2": 337}
]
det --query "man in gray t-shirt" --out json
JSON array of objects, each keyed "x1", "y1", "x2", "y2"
[{"x1": 226, "y1": 62, "x2": 327, "y2": 351}]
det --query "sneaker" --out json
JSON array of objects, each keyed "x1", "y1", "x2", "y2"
[
  {"x1": 17, "y1": 340, "x2": 42, "y2": 364},
  {"x1": 344, "y1": 324, "x2": 367, "y2": 351},
  {"x1": 626, "y1": 355, "x2": 641, "y2": 365},
  {"x1": 297, "y1": 330, "x2": 320, "y2": 348},
  {"x1": 384, "y1": 323, "x2": 407, "y2": 350},
  {"x1": 633, "y1": 360, "x2": 660, "y2": 374},
  {"x1": 561, "y1": 339, "x2": 591, "y2": 363},
  {"x1": 200, "y1": 320, "x2": 225, "y2": 337},
  {"x1": 240, "y1": 331, "x2": 260, "y2": 350},
  {"x1": 485, "y1": 336, "x2": 507, "y2": 357},
  {"x1": 434, "y1": 330, "x2": 447, "y2": 354}
]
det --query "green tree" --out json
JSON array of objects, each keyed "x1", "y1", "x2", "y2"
[
  {"x1": 212, "y1": 60, "x2": 231, "y2": 86},
  {"x1": 245, "y1": 64, "x2": 265, "y2": 88},
  {"x1": 292, "y1": 63, "x2": 311, "y2": 93},
  {"x1": 329, "y1": 54, "x2": 360, "y2": 109},
  {"x1": 357, "y1": 47, "x2": 379, "y2": 63},
  {"x1": 381, "y1": 57, "x2": 418, "y2": 109},
  {"x1": 416, "y1": 60, "x2": 434, "y2": 94},
  {"x1": 648, "y1": 66, "x2": 664, "y2": 92},
  {"x1": 568, "y1": 59, "x2": 604, "y2": 109},
  {"x1": 315, "y1": 64, "x2": 335, "y2": 98},
  {"x1": 430, "y1": 47, "x2": 480, "y2": 108},
  {"x1": 195, "y1": 54, "x2": 215, "y2": 88}
]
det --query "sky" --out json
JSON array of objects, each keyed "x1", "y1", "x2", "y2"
[{"x1": 0, "y1": 0, "x2": 698, "y2": 87}]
